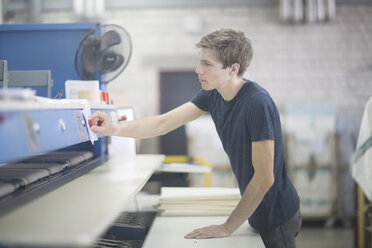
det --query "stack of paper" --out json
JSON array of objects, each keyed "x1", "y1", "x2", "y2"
[{"x1": 157, "y1": 187, "x2": 241, "y2": 217}]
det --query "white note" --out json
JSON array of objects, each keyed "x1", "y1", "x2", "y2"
[{"x1": 82, "y1": 104, "x2": 98, "y2": 145}]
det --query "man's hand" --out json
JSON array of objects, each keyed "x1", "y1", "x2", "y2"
[
  {"x1": 88, "y1": 111, "x2": 117, "y2": 136},
  {"x1": 184, "y1": 224, "x2": 231, "y2": 239}
]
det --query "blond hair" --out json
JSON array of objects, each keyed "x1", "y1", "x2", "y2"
[{"x1": 196, "y1": 29, "x2": 253, "y2": 76}]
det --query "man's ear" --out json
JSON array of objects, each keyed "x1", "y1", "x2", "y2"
[{"x1": 230, "y1": 63, "x2": 240, "y2": 75}]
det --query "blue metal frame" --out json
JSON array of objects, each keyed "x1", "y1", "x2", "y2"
[
  {"x1": 0, "y1": 107, "x2": 116, "y2": 163},
  {"x1": 0, "y1": 22, "x2": 100, "y2": 98}
]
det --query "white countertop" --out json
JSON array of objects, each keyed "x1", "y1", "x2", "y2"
[
  {"x1": 0, "y1": 154, "x2": 164, "y2": 247},
  {"x1": 143, "y1": 216, "x2": 264, "y2": 248}
]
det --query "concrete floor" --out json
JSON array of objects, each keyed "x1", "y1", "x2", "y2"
[{"x1": 297, "y1": 227, "x2": 354, "y2": 248}]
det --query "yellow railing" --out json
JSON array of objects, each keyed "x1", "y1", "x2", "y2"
[{"x1": 358, "y1": 186, "x2": 368, "y2": 248}]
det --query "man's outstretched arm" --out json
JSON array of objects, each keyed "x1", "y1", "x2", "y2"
[{"x1": 89, "y1": 102, "x2": 205, "y2": 139}]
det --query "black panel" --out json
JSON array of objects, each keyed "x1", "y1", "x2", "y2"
[{"x1": 159, "y1": 71, "x2": 200, "y2": 155}]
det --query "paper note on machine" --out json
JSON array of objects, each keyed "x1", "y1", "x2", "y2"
[{"x1": 82, "y1": 103, "x2": 98, "y2": 145}]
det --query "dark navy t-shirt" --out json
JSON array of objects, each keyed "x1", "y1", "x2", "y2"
[{"x1": 190, "y1": 79, "x2": 299, "y2": 232}]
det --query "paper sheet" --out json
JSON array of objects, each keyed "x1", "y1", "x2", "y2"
[{"x1": 82, "y1": 104, "x2": 98, "y2": 145}]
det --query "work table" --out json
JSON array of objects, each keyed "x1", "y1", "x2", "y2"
[
  {"x1": 0, "y1": 154, "x2": 164, "y2": 247},
  {"x1": 143, "y1": 216, "x2": 264, "y2": 248}
]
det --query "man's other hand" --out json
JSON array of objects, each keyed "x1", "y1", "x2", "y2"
[{"x1": 184, "y1": 224, "x2": 231, "y2": 239}]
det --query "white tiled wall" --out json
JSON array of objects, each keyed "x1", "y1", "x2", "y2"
[{"x1": 42, "y1": 4, "x2": 372, "y2": 153}]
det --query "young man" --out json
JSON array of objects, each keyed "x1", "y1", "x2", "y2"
[{"x1": 89, "y1": 29, "x2": 301, "y2": 248}]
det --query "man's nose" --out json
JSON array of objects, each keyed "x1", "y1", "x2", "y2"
[{"x1": 195, "y1": 63, "x2": 202, "y2": 74}]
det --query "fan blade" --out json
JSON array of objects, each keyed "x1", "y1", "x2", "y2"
[
  {"x1": 100, "y1": 30, "x2": 121, "y2": 51},
  {"x1": 100, "y1": 53, "x2": 124, "y2": 74}
]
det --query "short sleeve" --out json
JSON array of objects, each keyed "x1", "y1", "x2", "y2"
[
  {"x1": 190, "y1": 89, "x2": 210, "y2": 112},
  {"x1": 247, "y1": 94, "x2": 276, "y2": 141}
]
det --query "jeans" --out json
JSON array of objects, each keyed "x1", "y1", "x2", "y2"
[{"x1": 259, "y1": 210, "x2": 302, "y2": 248}]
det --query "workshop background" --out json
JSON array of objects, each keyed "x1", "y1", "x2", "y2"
[{"x1": 1, "y1": 0, "x2": 372, "y2": 247}]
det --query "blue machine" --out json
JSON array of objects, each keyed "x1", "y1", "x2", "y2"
[
  {"x1": 0, "y1": 22, "x2": 117, "y2": 157},
  {"x1": 0, "y1": 23, "x2": 147, "y2": 246},
  {"x1": 0, "y1": 22, "x2": 110, "y2": 160}
]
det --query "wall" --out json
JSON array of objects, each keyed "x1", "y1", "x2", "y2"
[{"x1": 38, "y1": 4, "x2": 372, "y2": 154}]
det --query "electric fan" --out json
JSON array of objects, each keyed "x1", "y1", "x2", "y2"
[{"x1": 75, "y1": 24, "x2": 132, "y2": 83}]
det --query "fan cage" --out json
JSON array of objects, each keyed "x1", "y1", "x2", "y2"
[{"x1": 75, "y1": 24, "x2": 133, "y2": 84}]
